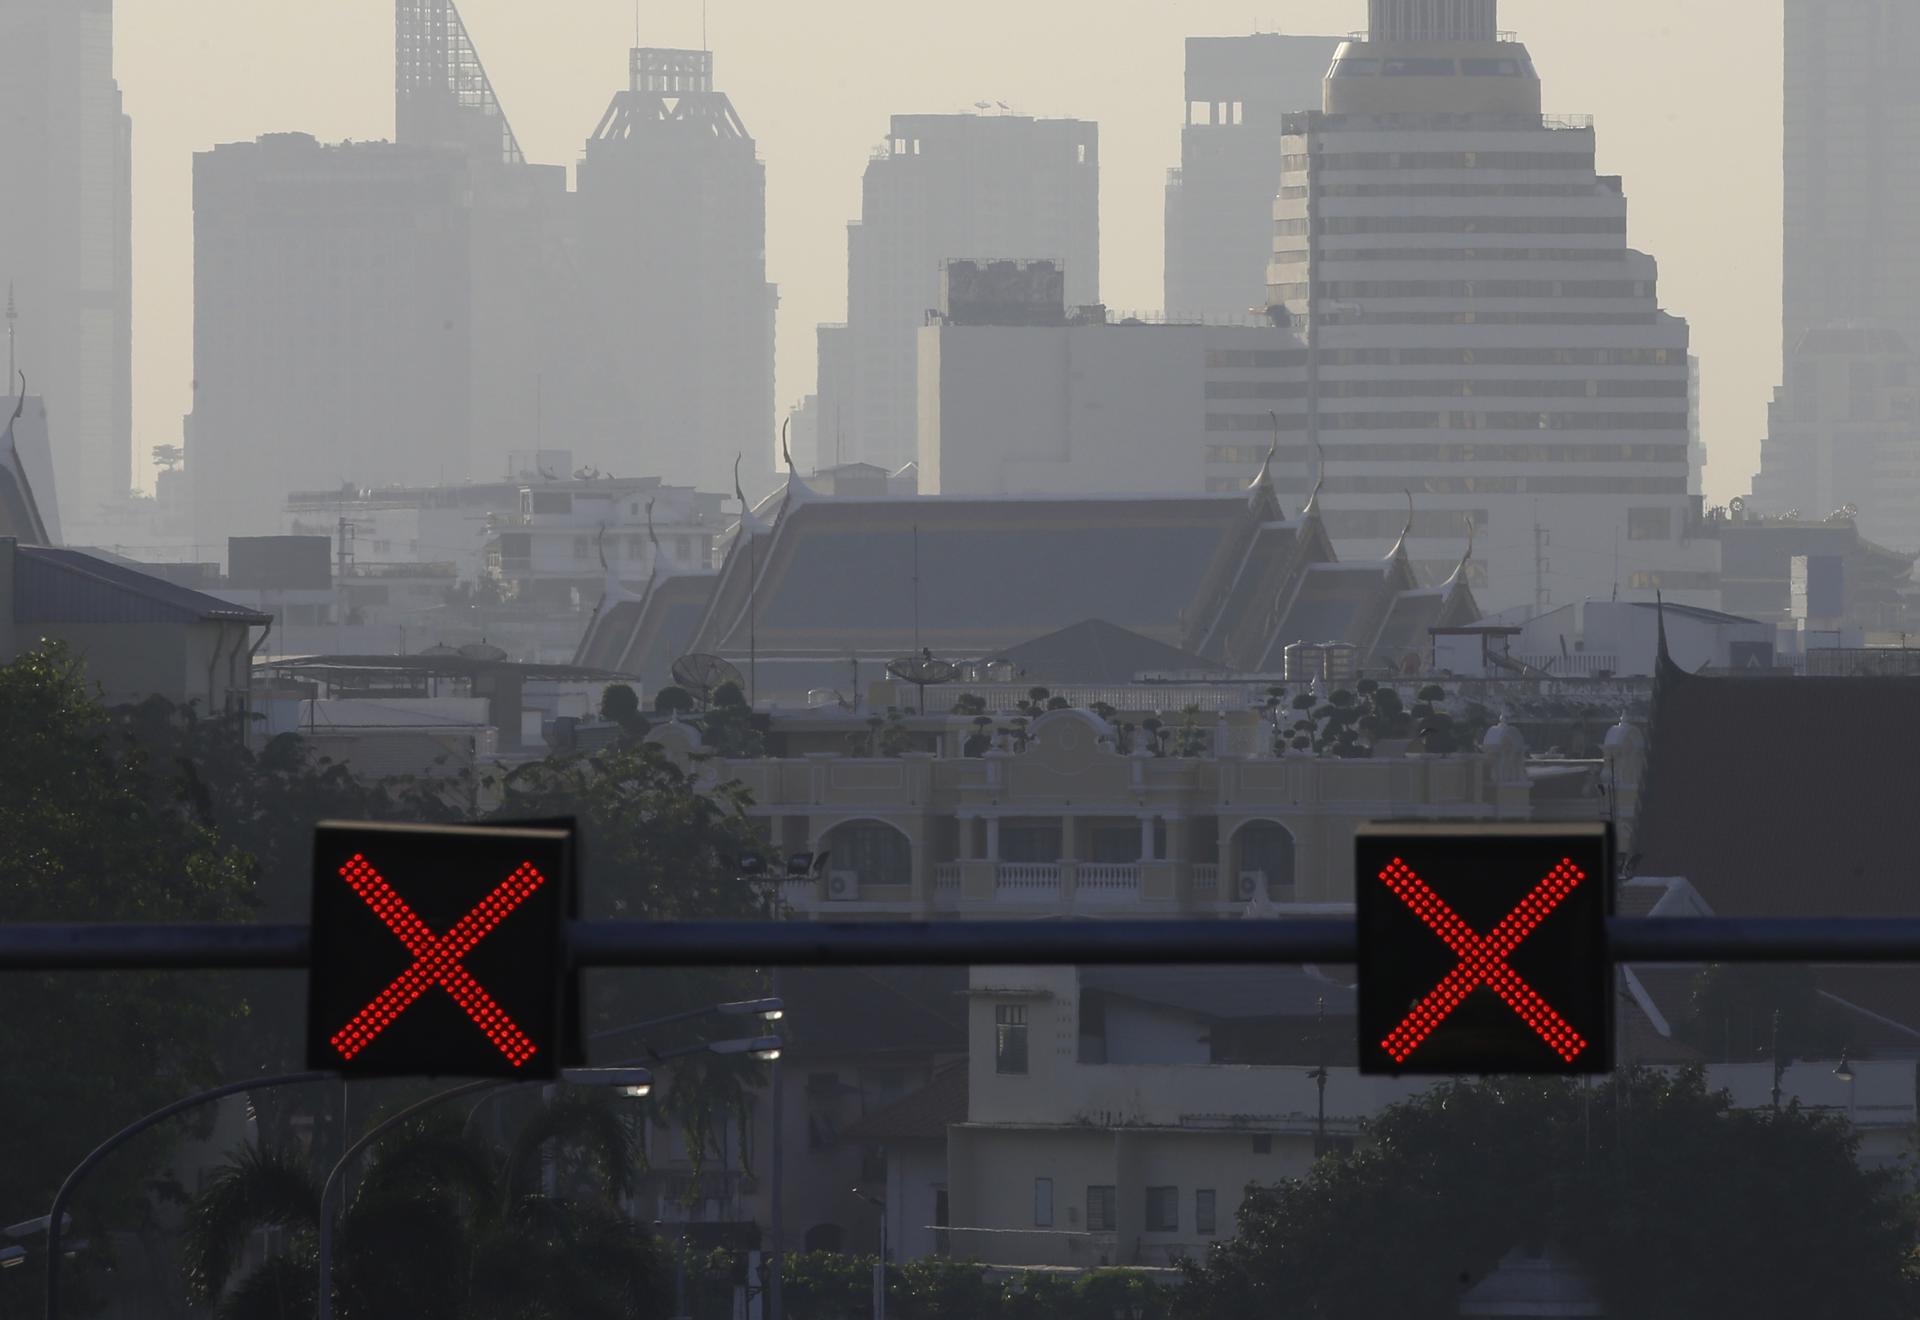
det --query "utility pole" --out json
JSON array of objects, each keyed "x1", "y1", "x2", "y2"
[
  {"x1": 1533, "y1": 510, "x2": 1551, "y2": 614},
  {"x1": 1306, "y1": 994, "x2": 1329, "y2": 1156},
  {"x1": 336, "y1": 516, "x2": 356, "y2": 653}
]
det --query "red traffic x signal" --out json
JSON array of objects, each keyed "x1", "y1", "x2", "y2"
[
  {"x1": 1357, "y1": 823, "x2": 1612, "y2": 1076},
  {"x1": 307, "y1": 821, "x2": 574, "y2": 1079}
]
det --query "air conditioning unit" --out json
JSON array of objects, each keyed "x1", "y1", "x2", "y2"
[
  {"x1": 827, "y1": 870, "x2": 862, "y2": 901},
  {"x1": 1236, "y1": 870, "x2": 1265, "y2": 902}
]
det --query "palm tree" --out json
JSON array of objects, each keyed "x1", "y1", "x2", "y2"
[{"x1": 185, "y1": 1095, "x2": 667, "y2": 1319}]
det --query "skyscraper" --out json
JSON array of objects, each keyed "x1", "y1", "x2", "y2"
[
  {"x1": 1164, "y1": 34, "x2": 1340, "y2": 322},
  {"x1": 394, "y1": 0, "x2": 608, "y2": 487},
  {"x1": 820, "y1": 112, "x2": 1099, "y2": 474},
  {"x1": 1781, "y1": 0, "x2": 1920, "y2": 360},
  {"x1": 189, "y1": 134, "x2": 472, "y2": 544},
  {"x1": 576, "y1": 47, "x2": 777, "y2": 496},
  {"x1": 1258, "y1": 0, "x2": 1712, "y2": 609},
  {"x1": 1751, "y1": 0, "x2": 1920, "y2": 545},
  {"x1": 0, "y1": 0, "x2": 131, "y2": 533}
]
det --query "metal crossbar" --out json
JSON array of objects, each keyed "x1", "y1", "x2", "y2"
[{"x1": 7, "y1": 917, "x2": 1920, "y2": 971}]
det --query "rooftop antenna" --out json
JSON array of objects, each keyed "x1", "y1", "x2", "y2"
[
  {"x1": 6, "y1": 281, "x2": 15, "y2": 385},
  {"x1": 911, "y1": 523, "x2": 921, "y2": 652},
  {"x1": 702, "y1": 0, "x2": 709, "y2": 51}
]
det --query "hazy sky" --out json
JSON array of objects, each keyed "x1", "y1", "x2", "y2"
[{"x1": 117, "y1": 0, "x2": 1779, "y2": 503}]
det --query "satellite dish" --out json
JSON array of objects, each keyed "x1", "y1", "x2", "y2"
[
  {"x1": 671, "y1": 652, "x2": 745, "y2": 707},
  {"x1": 419, "y1": 643, "x2": 461, "y2": 657},
  {"x1": 1729, "y1": 495, "x2": 1747, "y2": 516},
  {"x1": 458, "y1": 642, "x2": 508, "y2": 663},
  {"x1": 887, "y1": 652, "x2": 957, "y2": 713}
]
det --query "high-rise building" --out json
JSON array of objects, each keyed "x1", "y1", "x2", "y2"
[
  {"x1": 1254, "y1": 0, "x2": 1713, "y2": 608},
  {"x1": 1752, "y1": 0, "x2": 1920, "y2": 547},
  {"x1": 189, "y1": 134, "x2": 472, "y2": 544},
  {"x1": 0, "y1": 0, "x2": 131, "y2": 533},
  {"x1": 394, "y1": 0, "x2": 612, "y2": 489},
  {"x1": 821, "y1": 113, "x2": 1099, "y2": 474},
  {"x1": 1164, "y1": 34, "x2": 1341, "y2": 322},
  {"x1": 576, "y1": 47, "x2": 777, "y2": 496},
  {"x1": 1781, "y1": 0, "x2": 1920, "y2": 361}
]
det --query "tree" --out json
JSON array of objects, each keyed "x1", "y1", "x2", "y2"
[
  {"x1": 1178, "y1": 1069, "x2": 1920, "y2": 1320},
  {"x1": 600, "y1": 683, "x2": 651, "y2": 740},
  {"x1": 0, "y1": 646, "x2": 257, "y2": 1234},
  {"x1": 654, "y1": 685, "x2": 696, "y2": 716},
  {"x1": 701, "y1": 681, "x2": 765, "y2": 758},
  {"x1": 185, "y1": 1100, "x2": 667, "y2": 1320},
  {"x1": 1677, "y1": 963, "x2": 1854, "y2": 1062}
]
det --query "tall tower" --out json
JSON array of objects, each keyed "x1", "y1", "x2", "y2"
[
  {"x1": 1257, "y1": 0, "x2": 1712, "y2": 611},
  {"x1": 1164, "y1": 34, "x2": 1340, "y2": 322},
  {"x1": 1781, "y1": 0, "x2": 1920, "y2": 362},
  {"x1": 396, "y1": 0, "x2": 524, "y2": 166},
  {"x1": 822, "y1": 113, "x2": 1099, "y2": 474},
  {"x1": 576, "y1": 48, "x2": 777, "y2": 494},
  {"x1": 0, "y1": 0, "x2": 131, "y2": 535},
  {"x1": 1751, "y1": 0, "x2": 1920, "y2": 546}
]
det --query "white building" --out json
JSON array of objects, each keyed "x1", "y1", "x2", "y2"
[
  {"x1": 818, "y1": 112, "x2": 1100, "y2": 475},
  {"x1": 1165, "y1": 33, "x2": 1342, "y2": 323},
  {"x1": 577, "y1": 47, "x2": 778, "y2": 495},
  {"x1": 1253, "y1": 0, "x2": 1714, "y2": 611},
  {"x1": 0, "y1": 0, "x2": 132, "y2": 534}
]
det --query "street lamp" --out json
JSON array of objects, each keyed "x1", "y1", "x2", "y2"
[
  {"x1": 316, "y1": 1067, "x2": 651, "y2": 1320},
  {"x1": 1304, "y1": 995, "x2": 1329, "y2": 1155},
  {"x1": 1834, "y1": 1050, "x2": 1856, "y2": 1084},
  {"x1": 851, "y1": 1187, "x2": 888, "y2": 1320},
  {"x1": 44, "y1": 1070, "x2": 335, "y2": 1320},
  {"x1": 588, "y1": 998, "x2": 785, "y2": 1047}
]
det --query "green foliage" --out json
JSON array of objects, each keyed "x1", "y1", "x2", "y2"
[
  {"x1": 950, "y1": 692, "x2": 988, "y2": 717},
  {"x1": 185, "y1": 1103, "x2": 667, "y2": 1320},
  {"x1": 702, "y1": 681, "x2": 766, "y2": 757},
  {"x1": 778, "y1": 1253, "x2": 1169, "y2": 1320},
  {"x1": 599, "y1": 683, "x2": 650, "y2": 739},
  {"x1": 0, "y1": 646, "x2": 258, "y2": 1226},
  {"x1": 654, "y1": 685, "x2": 696, "y2": 715},
  {"x1": 1178, "y1": 1070, "x2": 1920, "y2": 1320},
  {"x1": 1678, "y1": 963, "x2": 1855, "y2": 1062}
]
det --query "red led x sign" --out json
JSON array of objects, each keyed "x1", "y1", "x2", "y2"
[
  {"x1": 329, "y1": 854, "x2": 547, "y2": 1067},
  {"x1": 1357, "y1": 823, "x2": 1611, "y2": 1076},
  {"x1": 307, "y1": 821, "x2": 574, "y2": 1080},
  {"x1": 1375, "y1": 856, "x2": 1586, "y2": 1065}
]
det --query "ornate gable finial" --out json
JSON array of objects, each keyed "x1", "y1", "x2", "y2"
[
  {"x1": 1446, "y1": 513, "x2": 1477, "y2": 587},
  {"x1": 1386, "y1": 489, "x2": 1415, "y2": 561},
  {"x1": 1301, "y1": 434, "x2": 1327, "y2": 519},
  {"x1": 1248, "y1": 411, "x2": 1281, "y2": 509}
]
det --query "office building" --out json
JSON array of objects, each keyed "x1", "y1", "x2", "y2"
[
  {"x1": 189, "y1": 133, "x2": 472, "y2": 546},
  {"x1": 0, "y1": 0, "x2": 132, "y2": 532},
  {"x1": 1753, "y1": 1, "x2": 1920, "y2": 549},
  {"x1": 819, "y1": 112, "x2": 1099, "y2": 474},
  {"x1": 1256, "y1": 0, "x2": 1713, "y2": 608},
  {"x1": 1164, "y1": 33, "x2": 1341, "y2": 322},
  {"x1": 577, "y1": 47, "x2": 777, "y2": 496},
  {"x1": 1781, "y1": 0, "x2": 1920, "y2": 361}
]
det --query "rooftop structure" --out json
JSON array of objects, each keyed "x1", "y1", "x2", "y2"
[
  {"x1": 396, "y1": 0, "x2": 524, "y2": 165},
  {"x1": 573, "y1": 463, "x2": 1480, "y2": 701}
]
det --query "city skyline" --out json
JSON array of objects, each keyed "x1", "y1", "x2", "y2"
[{"x1": 113, "y1": 0, "x2": 1780, "y2": 505}]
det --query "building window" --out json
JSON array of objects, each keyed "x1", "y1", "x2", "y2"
[
  {"x1": 1196, "y1": 1189, "x2": 1218, "y2": 1236},
  {"x1": 995, "y1": 1005, "x2": 1029, "y2": 1075},
  {"x1": 1086, "y1": 1185, "x2": 1117, "y2": 1232},
  {"x1": 1628, "y1": 507, "x2": 1671, "y2": 541},
  {"x1": 1034, "y1": 1177, "x2": 1054, "y2": 1227},
  {"x1": 1252, "y1": 1134, "x2": 1273, "y2": 1155},
  {"x1": 1145, "y1": 1186, "x2": 1179, "y2": 1233}
]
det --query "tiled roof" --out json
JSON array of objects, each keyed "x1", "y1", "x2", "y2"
[
  {"x1": 12, "y1": 545, "x2": 271, "y2": 626},
  {"x1": 990, "y1": 618, "x2": 1228, "y2": 684}
]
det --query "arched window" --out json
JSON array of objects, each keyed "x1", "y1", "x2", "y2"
[
  {"x1": 824, "y1": 821, "x2": 912, "y2": 888},
  {"x1": 1237, "y1": 822, "x2": 1297, "y2": 899}
]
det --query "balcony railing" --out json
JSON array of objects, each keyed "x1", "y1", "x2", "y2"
[
  {"x1": 995, "y1": 863, "x2": 1060, "y2": 900},
  {"x1": 1076, "y1": 863, "x2": 1141, "y2": 901}
]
